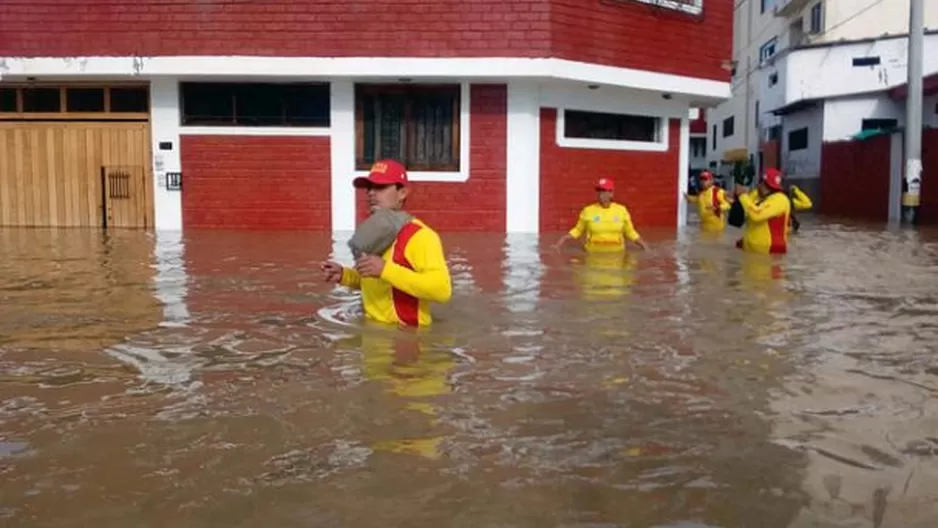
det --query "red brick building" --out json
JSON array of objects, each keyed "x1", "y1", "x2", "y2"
[{"x1": 0, "y1": 0, "x2": 731, "y2": 234}]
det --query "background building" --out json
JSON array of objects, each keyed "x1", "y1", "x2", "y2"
[
  {"x1": 0, "y1": 0, "x2": 732, "y2": 234},
  {"x1": 706, "y1": 0, "x2": 938, "y2": 201}
]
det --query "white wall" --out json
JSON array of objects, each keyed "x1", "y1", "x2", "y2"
[
  {"x1": 780, "y1": 104, "x2": 823, "y2": 179},
  {"x1": 822, "y1": 93, "x2": 938, "y2": 141},
  {"x1": 781, "y1": 33, "x2": 938, "y2": 105},
  {"x1": 818, "y1": 0, "x2": 938, "y2": 44}
]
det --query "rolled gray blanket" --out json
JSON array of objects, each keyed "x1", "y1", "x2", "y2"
[{"x1": 348, "y1": 209, "x2": 414, "y2": 259}]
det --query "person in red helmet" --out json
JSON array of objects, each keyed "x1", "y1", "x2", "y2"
[
  {"x1": 732, "y1": 168, "x2": 792, "y2": 254},
  {"x1": 554, "y1": 178, "x2": 648, "y2": 252},
  {"x1": 685, "y1": 170, "x2": 731, "y2": 232}
]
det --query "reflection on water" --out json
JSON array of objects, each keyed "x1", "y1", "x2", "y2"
[{"x1": 2, "y1": 219, "x2": 938, "y2": 527}]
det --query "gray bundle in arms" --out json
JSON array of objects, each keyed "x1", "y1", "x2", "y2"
[{"x1": 348, "y1": 209, "x2": 414, "y2": 259}]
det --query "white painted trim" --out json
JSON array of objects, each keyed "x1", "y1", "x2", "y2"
[
  {"x1": 149, "y1": 79, "x2": 183, "y2": 230},
  {"x1": 178, "y1": 126, "x2": 330, "y2": 137},
  {"x1": 555, "y1": 108, "x2": 669, "y2": 152},
  {"x1": 540, "y1": 83, "x2": 686, "y2": 119},
  {"x1": 330, "y1": 80, "x2": 356, "y2": 233},
  {"x1": 506, "y1": 81, "x2": 541, "y2": 233},
  {"x1": 632, "y1": 0, "x2": 703, "y2": 16},
  {"x1": 678, "y1": 116, "x2": 691, "y2": 227},
  {"x1": 0, "y1": 56, "x2": 731, "y2": 102},
  {"x1": 349, "y1": 81, "x2": 471, "y2": 184}
]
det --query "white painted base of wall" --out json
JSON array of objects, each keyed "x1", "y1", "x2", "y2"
[{"x1": 141, "y1": 76, "x2": 693, "y2": 234}]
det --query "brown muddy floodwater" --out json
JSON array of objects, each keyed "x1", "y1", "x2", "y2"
[{"x1": 2, "y1": 217, "x2": 938, "y2": 528}]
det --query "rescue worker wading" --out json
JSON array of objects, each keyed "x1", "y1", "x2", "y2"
[
  {"x1": 685, "y1": 170, "x2": 731, "y2": 232},
  {"x1": 554, "y1": 178, "x2": 648, "y2": 252},
  {"x1": 733, "y1": 168, "x2": 792, "y2": 255},
  {"x1": 320, "y1": 159, "x2": 452, "y2": 327}
]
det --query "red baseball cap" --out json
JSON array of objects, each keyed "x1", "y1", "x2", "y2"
[
  {"x1": 353, "y1": 159, "x2": 409, "y2": 188},
  {"x1": 596, "y1": 178, "x2": 615, "y2": 191},
  {"x1": 761, "y1": 168, "x2": 784, "y2": 191},
  {"x1": 699, "y1": 170, "x2": 713, "y2": 181}
]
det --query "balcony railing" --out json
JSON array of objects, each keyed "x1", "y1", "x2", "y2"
[
  {"x1": 625, "y1": 0, "x2": 704, "y2": 16},
  {"x1": 774, "y1": 0, "x2": 811, "y2": 17}
]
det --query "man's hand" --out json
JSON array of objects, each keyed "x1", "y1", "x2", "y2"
[
  {"x1": 355, "y1": 255, "x2": 386, "y2": 278},
  {"x1": 320, "y1": 261, "x2": 344, "y2": 283}
]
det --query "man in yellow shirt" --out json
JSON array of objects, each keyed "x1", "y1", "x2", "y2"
[
  {"x1": 734, "y1": 168, "x2": 792, "y2": 255},
  {"x1": 685, "y1": 170, "x2": 731, "y2": 232},
  {"x1": 320, "y1": 159, "x2": 452, "y2": 327},
  {"x1": 554, "y1": 178, "x2": 648, "y2": 252}
]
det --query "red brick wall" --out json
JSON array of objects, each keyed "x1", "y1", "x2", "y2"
[
  {"x1": 538, "y1": 108, "x2": 680, "y2": 234},
  {"x1": 921, "y1": 129, "x2": 938, "y2": 224},
  {"x1": 818, "y1": 136, "x2": 891, "y2": 222},
  {"x1": 1, "y1": 1, "x2": 730, "y2": 81},
  {"x1": 355, "y1": 84, "x2": 507, "y2": 232},
  {"x1": 181, "y1": 136, "x2": 331, "y2": 230},
  {"x1": 551, "y1": 0, "x2": 732, "y2": 81}
]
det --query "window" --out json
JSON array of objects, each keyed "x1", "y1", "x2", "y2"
[
  {"x1": 563, "y1": 110, "x2": 660, "y2": 142},
  {"x1": 760, "y1": 37, "x2": 778, "y2": 64},
  {"x1": 691, "y1": 137, "x2": 707, "y2": 158},
  {"x1": 722, "y1": 116, "x2": 735, "y2": 138},
  {"x1": 769, "y1": 72, "x2": 779, "y2": 87},
  {"x1": 761, "y1": 0, "x2": 772, "y2": 14},
  {"x1": 629, "y1": 0, "x2": 703, "y2": 16},
  {"x1": 755, "y1": 100, "x2": 760, "y2": 129},
  {"x1": 852, "y1": 56, "x2": 881, "y2": 67},
  {"x1": 355, "y1": 84, "x2": 460, "y2": 172},
  {"x1": 788, "y1": 127, "x2": 808, "y2": 151},
  {"x1": 180, "y1": 82, "x2": 330, "y2": 127},
  {"x1": 0, "y1": 85, "x2": 149, "y2": 116},
  {"x1": 712, "y1": 124, "x2": 717, "y2": 150},
  {"x1": 809, "y1": 2, "x2": 823, "y2": 34},
  {"x1": 861, "y1": 118, "x2": 898, "y2": 131}
]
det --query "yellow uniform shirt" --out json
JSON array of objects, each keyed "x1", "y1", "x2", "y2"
[
  {"x1": 736, "y1": 191, "x2": 791, "y2": 255},
  {"x1": 689, "y1": 186, "x2": 731, "y2": 232},
  {"x1": 340, "y1": 218, "x2": 452, "y2": 327},
  {"x1": 568, "y1": 202, "x2": 641, "y2": 252},
  {"x1": 790, "y1": 185, "x2": 813, "y2": 211}
]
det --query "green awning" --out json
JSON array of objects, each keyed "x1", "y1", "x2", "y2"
[{"x1": 851, "y1": 127, "x2": 898, "y2": 140}]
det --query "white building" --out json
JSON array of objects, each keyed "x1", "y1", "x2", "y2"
[{"x1": 707, "y1": 0, "x2": 938, "y2": 193}]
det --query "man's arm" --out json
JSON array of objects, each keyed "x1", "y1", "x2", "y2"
[
  {"x1": 555, "y1": 210, "x2": 589, "y2": 248},
  {"x1": 738, "y1": 193, "x2": 788, "y2": 223},
  {"x1": 790, "y1": 185, "x2": 813, "y2": 210},
  {"x1": 380, "y1": 229, "x2": 452, "y2": 303},
  {"x1": 340, "y1": 267, "x2": 362, "y2": 290},
  {"x1": 717, "y1": 189, "x2": 732, "y2": 212}
]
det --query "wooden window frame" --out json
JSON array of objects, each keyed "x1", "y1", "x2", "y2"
[
  {"x1": 354, "y1": 84, "x2": 461, "y2": 173},
  {"x1": 0, "y1": 83, "x2": 149, "y2": 121}
]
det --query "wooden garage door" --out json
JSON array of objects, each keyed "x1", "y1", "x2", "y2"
[{"x1": 0, "y1": 121, "x2": 152, "y2": 228}]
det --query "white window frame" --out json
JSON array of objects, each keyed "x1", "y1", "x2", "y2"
[
  {"x1": 630, "y1": 0, "x2": 703, "y2": 16},
  {"x1": 809, "y1": 2, "x2": 823, "y2": 34},
  {"x1": 351, "y1": 81, "x2": 471, "y2": 183},
  {"x1": 556, "y1": 108, "x2": 669, "y2": 152}
]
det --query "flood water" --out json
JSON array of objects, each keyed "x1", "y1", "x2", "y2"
[{"x1": 2, "y1": 217, "x2": 938, "y2": 527}]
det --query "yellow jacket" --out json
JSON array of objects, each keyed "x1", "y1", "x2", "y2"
[
  {"x1": 341, "y1": 218, "x2": 451, "y2": 326},
  {"x1": 569, "y1": 202, "x2": 641, "y2": 252},
  {"x1": 688, "y1": 186, "x2": 731, "y2": 231},
  {"x1": 790, "y1": 185, "x2": 813, "y2": 211},
  {"x1": 736, "y1": 190, "x2": 791, "y2": 255}
]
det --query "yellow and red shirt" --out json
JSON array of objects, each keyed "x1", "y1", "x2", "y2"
[
  {"x1": 689, "y1": 186, "x2": 731, "y2": 232},
  {"x1": 736, "y1": 190, "x2": 791, "y2": 255},
  {"x1": 340, "y1": 218, "x2": 451, "y2": 327},
  {"x1": 568, "y1": 202, "x2": 641, "y2": 252}
]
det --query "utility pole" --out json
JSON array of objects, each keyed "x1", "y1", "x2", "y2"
[{"x1": 902, "y1": 0, "x2": 924, "y2": 225}]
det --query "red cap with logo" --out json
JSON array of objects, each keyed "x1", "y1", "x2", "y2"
[
  {"x1": 761, "y1": 168, "x2": 784, "y2": 191},
  {"x1": 353, "y1": 159, "x2": 409, "y2": 189},
  {"x1": 699, "y1": 170, "x2": 713, "y2": 181},
  {"x1": 595, "y1": 178, "x2": 615, "y2": 191}
]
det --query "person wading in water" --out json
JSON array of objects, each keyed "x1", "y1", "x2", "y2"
[
  {"x1": 554, "y1": 178, "x2": 648, "y2": 252},
  {"x1": 732, "y1": 168, "x2": 792, "y2": 255},
  {"x1": 685, "y1": 170, "x2": 731, "y2": 232},
  {"x1": 320, "y1": 159, "x2": 452, "y2": 327}
]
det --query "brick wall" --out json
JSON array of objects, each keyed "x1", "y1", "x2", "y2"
[
  {"x1": 355, "y1": 84, "x2": 507, "y2": 232},
  {"x1": 550, "y1": 0, "x2": 732, "y2": 81},
  {"x1": 538, "y1": 108, "x2": 680, "y2": 234},
  {"x1": 818, "y1": 136, "x2": 891, "y2": 222},
  {"x1": 1, "y1": 1, "x2": 729, "y2": 81},
  {"x1": 920, "y1": 129, "x2": 938, "y2": 224},
  {"x1": 181, "y1": 136, "x2": 331, "y2": 230}
]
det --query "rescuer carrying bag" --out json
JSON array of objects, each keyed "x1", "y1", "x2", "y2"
[{"x1": 348, "y1": 209, "x2": 414, "y2": 259}]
